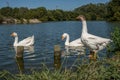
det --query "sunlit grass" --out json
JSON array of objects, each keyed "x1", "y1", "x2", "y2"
[{"x1": 0, "y1": 57, "x2": 120, "y2": 80}]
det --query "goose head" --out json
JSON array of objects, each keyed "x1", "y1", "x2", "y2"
[
  {"x1": 11, "y1": 32, "x2": 17, "y2": 37},
  {"x1": 76, "y1": 15, "x2": 86, "y2": 21},
  {"x1": 61, "y1": 33, "x2": 68, "y2": 40}
]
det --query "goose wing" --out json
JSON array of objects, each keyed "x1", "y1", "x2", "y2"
[
  {"x1": 83, "y1": 34, "x2": 112, "y2": 50},
  {"x1": 69, "y1": 38, "x2": 84, "y2": 46},
  {"x1": 87, "y1": 34, "x2": 112, "y2": 44},
  {"x1": 18, "y1": 35, "x2": 34, "y2": 46}
]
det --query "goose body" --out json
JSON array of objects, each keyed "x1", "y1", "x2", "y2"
[
  {"x1": 62, "y1": 33, "x2": 84, "y2": 47},
  {"x1": 11, "y1": 32, "x2": 34, "y2": 46},
  {"x1": 76, "y1": 15, "x2": 112, "y2": 53}
]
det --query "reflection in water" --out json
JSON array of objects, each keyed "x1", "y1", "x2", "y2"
[
  {"x1": 24, "y1": 46, "x2": 34, "y2": 53},
  {"x1": 14, "y1": 46, "x2": 24, "y2": 74},
  {"x1": 16, "y1": 56, "x2": 24, "y2": 74},
  {"x1": 61, "y1": 46, "x2": 86, "y2": 57},
  {"x1": 14, "y1": 46, "x2": 34, "y2": 55},
  {"x1": 54, "y1": 45, "x2": 61, "y2": 69},
  {"x1": 14, "y1": 46, "x2": 34, "y2": 74},
  {"x1": 14, "y1": 46, "x2": 24, "y2": 57},
  {"x1": 61, "y1": 46, "x2": 87, "y2": 69}
]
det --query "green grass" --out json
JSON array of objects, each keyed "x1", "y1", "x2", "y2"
[{"x1": 0, "y1": 56, "x2": 120, "y2": 80}]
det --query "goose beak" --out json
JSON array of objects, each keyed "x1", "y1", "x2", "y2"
[
  {"x1": 10, "y1": 33, "x2": 14, "y2": 37},
  {"x1": 61, "y1": 36, "x2": 64, "y2": 40}
]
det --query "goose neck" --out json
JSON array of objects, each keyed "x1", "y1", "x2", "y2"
[
  {"x1": 14, "y1": 36, "x2": 18, "y2": 46},
  {"x1": 82, "y1": 20, "x2": 88, "y2": 33},
  {"x1": 65, "y1": 34, "x2": 70, "y2": 45}
]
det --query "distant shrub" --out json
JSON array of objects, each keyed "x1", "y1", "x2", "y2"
[{"x1": 0, "y1": 14, "x2": 3, "y2": 23}]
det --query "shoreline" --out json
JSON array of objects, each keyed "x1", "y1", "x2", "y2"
[{"x1": 1, "y1": 18, "x2": 42, "y2": 24}]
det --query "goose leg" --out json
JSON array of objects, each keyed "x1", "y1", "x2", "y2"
[{"x1": 89, "y1": 51, "x2": 97, "y2": 61}]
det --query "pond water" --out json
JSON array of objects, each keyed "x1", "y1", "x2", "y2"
[{"x1": 0, "y1": 21, "x2": 119, "y2": 73}]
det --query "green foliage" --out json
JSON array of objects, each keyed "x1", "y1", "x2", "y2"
[
  {"x1": 111, "y1": 27, "x2": 120, "y2": 52},
  {"x1": 0, "y1": 3, "x2": 109, "y2": 22},
  {"x1": 74, "y1": 3, "x2": 107, "y2": 20},
  {"x1": 107, "y1": 0, "x2": 120, "y2": 21},
  {"x1": 0, "y1": 6, "x2": 77, "y2": 22},
  {"x1": 0, "y1": 14, "x2": 3, "y2": 23},
  {"x1": 0, "y1": 0, "x2": 119, "y2": 22},
  {"x1": 0, "y1": 7, "x2": 13, "y2": 17},
  {"x1": 0, "y1": 58, "x2": 119, "y2": 80}
]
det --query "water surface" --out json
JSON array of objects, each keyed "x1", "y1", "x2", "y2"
[{"x1": 0, "y1": 21, "x2": 119, "y2": 73}]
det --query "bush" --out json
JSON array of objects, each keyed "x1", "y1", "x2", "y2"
[
  {"x1": 0, "y1": 14, "x2": 3, "y2": 23},
  {"x1": 110, "y1": 27, "x2": 120, "y2": 52}
]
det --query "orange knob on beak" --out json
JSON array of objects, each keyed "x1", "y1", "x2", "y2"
[
  {"x1": 10, "y1": 33, "x2": 14, "y2": 37},
  {"x1": 61, "y1": 36, "x2": 65, "y2": 40}
]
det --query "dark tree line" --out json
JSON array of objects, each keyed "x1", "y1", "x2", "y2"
[
  {"x1": 74, "y1": 0, "x2": 120, "y2": 21},
  {"x1": 0, "y1": 7, "x2": 77, "y2": 23},
  {"x1": 106, "y1": 0, "x2": 120, "y2": 21},
  {"x1": 0, "y1": 0, "x2": 119, "y2": 23},
  {"x1": 74, "y1": 3, "x2": 107, "y2": 20}
]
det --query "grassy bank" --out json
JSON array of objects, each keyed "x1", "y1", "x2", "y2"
[{"x1": 0, "y1": 55, "x2": 120, "y2": 80}]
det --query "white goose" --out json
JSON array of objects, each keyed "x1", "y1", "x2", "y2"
[
  {"x1": 11, "y1": 32, "x2": 34, "y2": 46},
  {"x1": 62, "y1": 33, "x2": 84, "y2": 47},
  {"x1": 76, "y1": 15, "x2": 112, "y2": 54}
]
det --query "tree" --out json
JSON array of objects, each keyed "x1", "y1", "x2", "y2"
[
  {"x1": 0, "y1": 7, "x2": 13, "y2": 17},
  {"x1": 53, "y1": 9, "x2": 64, "y2": 21},
  {"x1": 74, "y1": 3, "x2": 107, "y2": 20},
  {"x1": 47, "y1": 10, "x2": 56, "y2": 21},
  {"x1": 0, "y1": 14, "x2": 3, "y2": 23},
  {"x1": 12, "y1": 8, "x2": 20, "y2": 18},
  {"x1": 36, "y1": 7, "x2": 47, "y2": 20},
  {"x1": 107, "y1": 0, "x2": 120, "y2": 21},
  {"x1": 19, "y1": 7, "x2": 29, "y2": 19}
]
